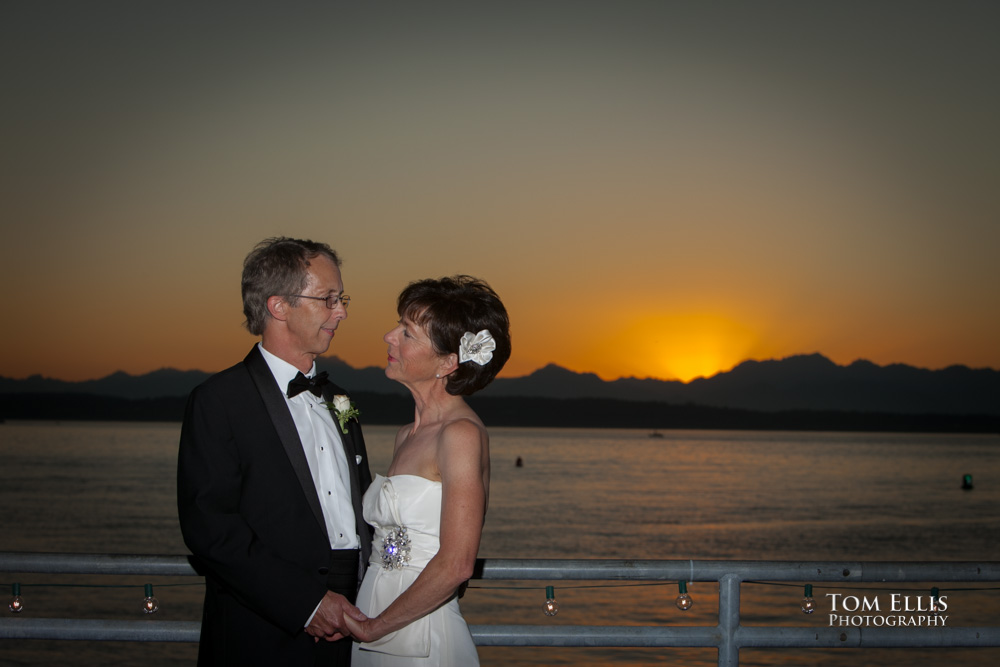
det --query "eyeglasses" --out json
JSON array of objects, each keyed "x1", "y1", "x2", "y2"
[{"x1": 289, "y1": 294, "x2": 351, "y2": 309}]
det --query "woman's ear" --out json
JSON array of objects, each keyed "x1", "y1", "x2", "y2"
[
  {"x1": 266, "y1": 295, "x2": 287, "y2": 321},
  {"x1": 438, "y1": 353, "x2": 459, "y2": 377}
]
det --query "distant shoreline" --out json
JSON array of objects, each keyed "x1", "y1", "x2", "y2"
[{"x1": 2, "y1": 392, "x2": 998, "y2": 434}]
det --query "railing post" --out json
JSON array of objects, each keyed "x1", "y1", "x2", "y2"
[{"x1": 718, "y1": 572, "x2": 741, "y2": 667}]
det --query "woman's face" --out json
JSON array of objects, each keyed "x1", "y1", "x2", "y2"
[{"x1": 383, "y1": 315, "x2": 445, "y2": 385}]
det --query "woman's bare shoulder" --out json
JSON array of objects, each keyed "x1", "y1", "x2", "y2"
[
  {"x1": 440, "y1": 415, "x2": 487, "y2": 443},
  {"x1": 435, "y1": 416, "x2": 488, "y2": 468}
]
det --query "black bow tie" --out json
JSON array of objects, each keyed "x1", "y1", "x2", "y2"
[{"x1": 287, "y1": 371, "x2": 330, "y2": 398}]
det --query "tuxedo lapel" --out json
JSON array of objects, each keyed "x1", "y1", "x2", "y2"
[{"x1": 244, "y1": 346, "x2": 330, "y2": 543}]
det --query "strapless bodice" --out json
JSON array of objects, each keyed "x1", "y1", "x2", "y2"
[{"x1": 363, "y1": 473, "x2": 442, "y2": 569}]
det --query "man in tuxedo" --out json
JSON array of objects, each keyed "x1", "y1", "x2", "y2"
[{"x1": 178, "y1": 237, "x2": 374, "y2": 665}]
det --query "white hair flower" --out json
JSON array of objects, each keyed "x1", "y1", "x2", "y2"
[{"x1": 458, "y1": 330, "x2": 495, "y2": 366}]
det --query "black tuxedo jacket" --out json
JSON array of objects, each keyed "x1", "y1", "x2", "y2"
[{"x1": 177, "y1": 345, "x2": 374, "y2": 666}]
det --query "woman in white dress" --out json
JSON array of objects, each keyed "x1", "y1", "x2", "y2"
[{"x1": 346, "y1": 276, "x2": 511, "y2": 666}]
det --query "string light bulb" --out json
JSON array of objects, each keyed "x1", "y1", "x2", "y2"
[
  {"x1": 675, "y1": 581, "x2": 693, "y2": 611},
  {"x1": 543, "y1": 586, "x2": 559, "y2": 616},
  {"x1": 801, "y1": 585, "x2": 817, "y2": 614},
  {"x1": 142, "y1": 584, "x2": 159, "y2": 614},
  {"x1": 9, "y1": 583, "x2": 24, "y2": 613}
]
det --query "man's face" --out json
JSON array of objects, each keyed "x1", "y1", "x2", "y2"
[{"x1": 283, "y1": 254, "x2": 347, "y2": 359}]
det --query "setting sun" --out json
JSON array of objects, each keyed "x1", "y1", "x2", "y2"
[{"x1": 591, "y1": 313, "x2": 760, "y2": 382}]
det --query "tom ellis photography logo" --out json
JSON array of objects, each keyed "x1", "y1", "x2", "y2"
[{"x1": 825, "y1": 592, "x2": 948, "y2": 627}]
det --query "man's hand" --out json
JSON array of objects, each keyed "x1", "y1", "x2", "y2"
[{"x1": 305, "y1": 591, "x2": 367, "y2": 642}]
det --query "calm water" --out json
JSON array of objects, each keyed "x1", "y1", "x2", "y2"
[{"x1": 2, "y1": 421, "x2": 999, "y2": 666}]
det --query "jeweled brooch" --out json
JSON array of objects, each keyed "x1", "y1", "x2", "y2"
[{"x1": 380, "y1": 526, "x2": 411, "y2": 570}]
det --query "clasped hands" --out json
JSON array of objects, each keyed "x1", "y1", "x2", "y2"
[
  {"x1": 305, "y1": 591, "x2": 368, "y2": 642},
  {"x1": 342, "y1": 611, "x2": 390, "y2": 643}
]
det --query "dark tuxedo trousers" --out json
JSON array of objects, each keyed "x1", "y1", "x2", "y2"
[{"x1": 177, "y1": 346, "x2": 374, "y2": 666}]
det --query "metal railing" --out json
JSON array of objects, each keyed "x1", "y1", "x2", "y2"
[{"x1": 3, "y1": 552, "x2": 1000, "y2": 666}]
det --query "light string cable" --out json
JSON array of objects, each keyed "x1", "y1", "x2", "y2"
[
  {"x1": 4, "y1": 580, "x2": 203, "y2": 614},
  {"x1": 744, "y1": 581, "x2": 1000, "y2": 593},
  {"x1": 6, "y1": 578, "x2": 999, "y2": 617},
  {"x1": 6, "y1": 579, "x2": 998, "y2": 594},
  {"x1": 2, "y1": 581, "x2": 202, "y2": 591}
]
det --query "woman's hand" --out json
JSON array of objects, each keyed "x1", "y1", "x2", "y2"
[
  {"x1": 344, "y1": 613, "x2": 388, "y2": 643},
  {"x1": 306, "y1": 591, "x2": 367, "y2": 642}
]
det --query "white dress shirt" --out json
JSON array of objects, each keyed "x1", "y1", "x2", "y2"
[{"x1": 258, "y1": 343, "x2": 359, "y2": 550}]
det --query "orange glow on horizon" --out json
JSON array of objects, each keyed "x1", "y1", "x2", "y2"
[{"x1": 584, "y1": 313, "x2": 762, "y2": 382}]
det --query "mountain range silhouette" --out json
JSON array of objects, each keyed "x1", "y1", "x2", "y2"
[{"x1": 2, "y1": 353, "x2": 997, "y2": 418}]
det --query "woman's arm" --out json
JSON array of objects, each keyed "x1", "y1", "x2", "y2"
[{"x1": 345, "y1": 418, "x2": 487, "y2": 641}]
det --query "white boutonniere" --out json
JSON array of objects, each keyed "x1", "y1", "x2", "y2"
[{"x1": 324, "y1": 394, "x2": 360, "y2": 435}]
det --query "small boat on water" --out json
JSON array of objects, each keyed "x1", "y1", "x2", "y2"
[{"x1": 648, "y1": 430, "x2": 664, "y2": 438}]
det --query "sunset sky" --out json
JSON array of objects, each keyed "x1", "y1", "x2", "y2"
[{"x1": 3, "y1": 1, "x2": 998, "y2": 383}]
